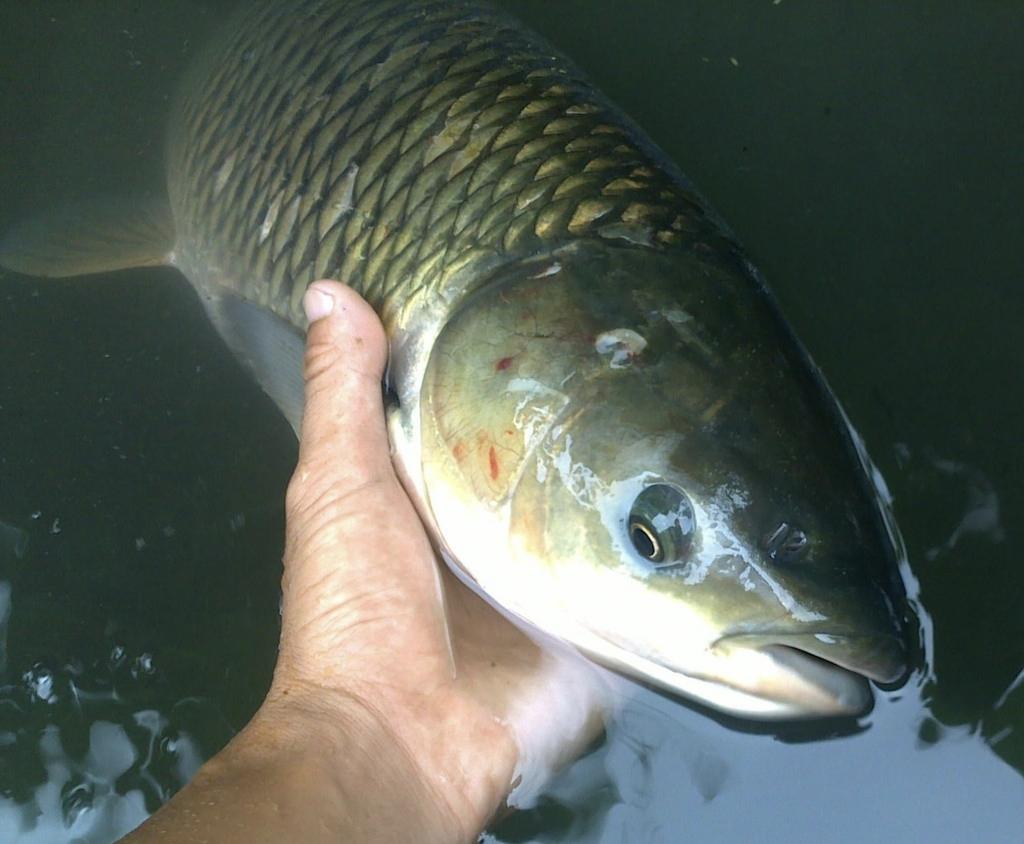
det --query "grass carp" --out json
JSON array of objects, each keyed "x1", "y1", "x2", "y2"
[{"x1": 0, "y1": 0, "x2": 909, "y2": 719}]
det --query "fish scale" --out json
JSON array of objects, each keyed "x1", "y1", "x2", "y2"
[{"x1": 169, "y1": 0, "x2": 719, "y2": 328}]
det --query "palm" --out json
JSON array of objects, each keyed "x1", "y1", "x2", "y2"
[{"x1": 281, "y1": 468, "x2": 605, "y2": 804}]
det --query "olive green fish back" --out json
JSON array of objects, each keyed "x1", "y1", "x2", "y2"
[{"x1": 170, "y1": 0, "x2": 729, "y2": 329}]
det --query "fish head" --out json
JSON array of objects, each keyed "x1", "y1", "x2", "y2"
[{"x1": 419, "y1": 242, "x2": 908, "y2": 719}]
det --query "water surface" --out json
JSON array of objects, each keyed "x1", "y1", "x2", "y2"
[{"x1": 1, "y1": 2, "x2": 1021, "y2": 841}]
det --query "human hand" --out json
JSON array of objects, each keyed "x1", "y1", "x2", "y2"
[
  {"x1": 272, "y1": 278, "x2": 513, "y2": 838},
  {"x1": 272, "y1": 279, "x2": 606, "y2": 835},
  {"x1": 123, "y1": 280, "x2": 605, "y2": 844}
]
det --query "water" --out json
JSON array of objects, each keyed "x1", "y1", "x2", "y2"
[{"x1": 1, "y1": 2, "x2": 1021, "y2": 841}]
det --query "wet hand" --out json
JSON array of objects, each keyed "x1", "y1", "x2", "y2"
[
  {"x1": 267, "y1": 281, "x2": 603, "y2": 839},
  {"x1": 121, "y1": 280, "x2": 605, "y2": 844}
]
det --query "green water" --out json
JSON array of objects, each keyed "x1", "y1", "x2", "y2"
[{"x1": 0, "y1": 2, "x2": 1021, "y2": 841}]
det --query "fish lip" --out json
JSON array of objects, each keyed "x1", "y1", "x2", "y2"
[
  {"x1": 714, "y1": 628, "x2": 908, "y2": 685},
  {"x1": 577, "y1": 621, "x2": 879, "y2": 718},
  {"x1": 699, "y1": 634, "x2": 875, "y2": 716},
  {"x1": 587, "y1": 637, "x2": 870, "y2": 719},
  {"x1": 755, "y1": 644, "x2": 874, "y2": 715}
]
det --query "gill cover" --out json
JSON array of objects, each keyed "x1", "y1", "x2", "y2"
[
  {"x1": 418, "y1": 242, "x2": 655, "y2": 663},
  {"x1": 417, "y1": 240, "x2": 907, "y2": 717}
]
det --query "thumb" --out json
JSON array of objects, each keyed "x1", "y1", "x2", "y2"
[
  {"x1": 296, "y1": 279, "x2": 389, "y2": 479},
  {"x1": 279, "y1": 280, "x2": 452, "y2": 688},
  {"x1": 284, "y1": 279, "x2": 401, "y2": 567}
]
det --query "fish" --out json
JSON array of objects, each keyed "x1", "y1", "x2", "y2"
[{"x1": 0, "y1": 0, "x2": 909, "y2": 720}]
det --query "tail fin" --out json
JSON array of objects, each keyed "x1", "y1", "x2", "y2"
[{"x1": 0, "y1": 193, "x2": 175, "y2": 278}]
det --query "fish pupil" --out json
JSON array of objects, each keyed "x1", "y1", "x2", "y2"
[{"x1": 630, "y1": 521, "x2": 663, "y2": 562}]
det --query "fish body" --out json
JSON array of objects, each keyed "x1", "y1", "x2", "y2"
[{"x1": 1, "y1": 0, "x2": 909, "y2": 718}]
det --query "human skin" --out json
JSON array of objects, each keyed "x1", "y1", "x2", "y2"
[{"x1": 121, "y1": 280, "x2": 601, "y2": 844}]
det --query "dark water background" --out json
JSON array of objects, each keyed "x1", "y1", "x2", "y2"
[{"x1": 0, "y1": 2, "x2": 1021, "y2": 841}]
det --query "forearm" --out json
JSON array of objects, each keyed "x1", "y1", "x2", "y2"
[{"x1": 120, "y1": 694, "x2": 469, "y2": 844}]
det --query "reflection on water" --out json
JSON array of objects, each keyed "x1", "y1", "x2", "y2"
[
  {"x1": 1, "y1": 1, "x2": 1022, "y2": 842},
  {"x1": 0, "y1": 649, "x2": 219, "y2": 843},
  {"x1": 0, "y1": 509, "x2": 233, "y2": 841},
  {"x1": 920, "y1": 454, "x2": 1005, "y2": 561},
  {"x1": 491, "y1": 678, "x2": 1024, "y2": 843}
]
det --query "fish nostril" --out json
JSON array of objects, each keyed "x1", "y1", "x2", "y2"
[
  {"x1": 763, "y1": 521, "x2": 809, "y2": 564},
  {"x1": 764, "y1": 522, "x2": 788, "y2": 549},
  {"x1": 778, "y1": 530, "x2": 808, "y2": 563}
]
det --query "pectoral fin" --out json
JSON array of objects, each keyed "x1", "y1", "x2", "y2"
[
  {"x1": 0, "y1": 193, "x2": 175, "y2": 278},
  {"x1": 205, "y1": 292, "x2": 306, "y2": 435}
]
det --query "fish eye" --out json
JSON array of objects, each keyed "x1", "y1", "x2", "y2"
[{"x1": 628, "y1": 484, "x2": 696, "y2": 567}]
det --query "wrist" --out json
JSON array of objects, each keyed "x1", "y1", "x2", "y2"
[
  {"x1": 250, "y1": 686, "x2": 474, "y2": 843},
  {"x1": 124, "y1": 685, "x2": 465, "y2": 844},
  {"x1": 258, "y1": 673, "x2": 520, "y2": 842}
]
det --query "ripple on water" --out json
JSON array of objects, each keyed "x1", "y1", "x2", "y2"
[{"x1": 0, "y1": 646, "x2": 230, "y2": 843}]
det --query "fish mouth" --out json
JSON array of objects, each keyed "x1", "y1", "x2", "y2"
[{"x1": 706, "y1": 630, "x2": 907, "y2": 718}]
